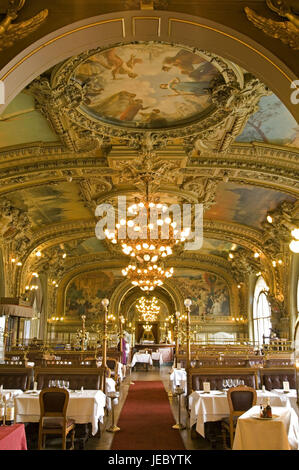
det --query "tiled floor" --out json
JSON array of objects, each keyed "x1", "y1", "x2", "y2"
[{"x1": 85, "y1": 365, "x2": 215, "y2": 450}]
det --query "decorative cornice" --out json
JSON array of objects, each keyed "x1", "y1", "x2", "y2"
[{"x1": 0, "y1": 142, "x2": 297, "y2": 197}]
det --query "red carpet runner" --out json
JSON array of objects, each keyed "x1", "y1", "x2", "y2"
[{"x1": 110, "y1": 381, "x2": 185, "y2": 450}]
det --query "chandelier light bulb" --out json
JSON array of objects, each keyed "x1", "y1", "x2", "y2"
[
  {"x1": 289, "y1": 240, "x2": 299, "y2": 254},
  {"x1": 291, "y1": 228, "x2": 299, "y2": 240}
]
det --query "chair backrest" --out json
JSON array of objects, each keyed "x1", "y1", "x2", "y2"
[
  {"x1": 227, "y1": 385, "x2": 257, "y2": 416},
  {"x1": 39, "y1": 387, "x2": 69, "y2": 418},
  {"x1": 106, "y1": 358, "x2": 117, "y2": 370}
]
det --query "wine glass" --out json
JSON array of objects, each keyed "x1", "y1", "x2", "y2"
[
  {"x1": 222, "y1": 379, "x2": 228, "y2": 390},
  {"x1": 227, "y1": 379, "x2": 233, "y2": 388}
]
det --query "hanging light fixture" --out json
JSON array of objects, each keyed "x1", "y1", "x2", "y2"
[
  {"x1": 136, "y1": 296, "x2": 160, "y2": 322},
  {"x1": 122, "y1": 262, "x2": 174, "y2": 291},
  {"x1": 104, "y1": 174, "x2": 190, "y2": 263},
  {"x1": 106, "y1": 198, "x2": 189, "y2": 262}
]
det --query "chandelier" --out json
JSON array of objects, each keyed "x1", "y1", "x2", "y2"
[
  {"x1": 122, "y1": 262, "x2": 174, "y2": 291},
  {"x1": 105, "y1": 197, "x2": 190, "y2": 263},
  {"x1": 136, "y1": 296, "x2": 160, "y2": 322},
  {"x1": 143, "y1": 323, "x2": 153, "y2": 332}
]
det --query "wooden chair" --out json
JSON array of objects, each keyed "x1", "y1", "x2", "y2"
[
  {"x1": 38, "y1": 387, "x2": 75, "y2": 450},
  {"x1": 106, "y1": 358, "x2": 119, "y2": 385},
  {"x1": 221, "y1": 385, "x2": 257, "y2": 449}
]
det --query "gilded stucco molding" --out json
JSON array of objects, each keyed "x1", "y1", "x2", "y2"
[
  {"x1": 245, "y1": 0, "x2": 299, "y2": 50},
  {"x1": 0, "y1": 0, "x2": 48, "y2": 52},
  {"x1": 0, "y1": 142, "x2": 297, "y2": 197}
]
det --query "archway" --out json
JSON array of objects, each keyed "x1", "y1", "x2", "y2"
[{"x1": 0, "y1": 10, "x2": 297, "y2": 121}]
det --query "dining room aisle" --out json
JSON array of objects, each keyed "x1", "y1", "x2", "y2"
[{"x1": 110, "y1": 381, "x2": 185, "y2": 450}]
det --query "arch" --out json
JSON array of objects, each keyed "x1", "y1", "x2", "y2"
[
  {"x1": 0, "y1": 10, "x2": 297, "y2": 121},
  {"x1": 109, "y1": 278, "x2": 185, "y2": 318}
]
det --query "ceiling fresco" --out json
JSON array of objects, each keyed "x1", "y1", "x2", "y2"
[
  {"x1": 204, "y1": 182, "x2": 296, "y2": 229},
  {"x1": 6, "y1": 182, "x2": 92, "y2": 229},
  {"x1": 72, "y1": 44, "x2": 220, "y2": 130},
  {"x1": 0, "y1": 93, "x2": 58, "y2": 148},
  {"x1": 0, "y1": 37, "x2": 297, "y2": 305},
  {"x1": 236, "y1": 93, "x2": 299, "y2": 149}
]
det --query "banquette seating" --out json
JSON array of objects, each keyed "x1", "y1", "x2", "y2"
[
  {"x1": 259, "y1": 367, "x2": 296, "y2": 390},
  {"x1": 0, "y1": 364, "x2": 33, "y2": 390},
  {"x1": 34, "y1": 366, "x2": 110, "y2": 393},
  {"x1": 188, "y1": 367, "x2": 259, "y2": 394}
]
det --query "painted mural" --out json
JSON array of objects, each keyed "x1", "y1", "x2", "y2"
[
  {"x1": 0, "y1": 93, "x2": 58, "y2": 148},
  {"x1": 7, "y1": 182, "x2": 92, "y2": 227},
  {"x1": 204, "y1": 182, "x2": 296, "y2": 229},
  {"x1": 175, "y1": 269, "x2": 230, "y2": 317},
  {"x1": 65, "y1": 270, "x2": 122, "y2": 320},
  {"x1": 73, "y1": 44, "x2": 221, "y2": 129},
  {"x1": 201, "y1": 238, "x2": 236, "y2": 257},
  {"x1": 236, "y1": 94, "x2": 299, "y2": 149}
]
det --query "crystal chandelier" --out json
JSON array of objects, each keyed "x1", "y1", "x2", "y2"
[
  {"x1": 143, "y1": 323, "x2": 153, "y2": 332},
  {"x1": 122, "y1": 262, "x2": 174, "y2": 291},
  {"x1": 105, "y1": 197, "x2": 190, "y2": 263},
  {"x1": 136, "y1": 296, "x2": 160, "y2": 322}
]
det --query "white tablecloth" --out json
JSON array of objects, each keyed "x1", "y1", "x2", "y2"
[
  {"x1": 233, "y1": 405, "x2": 299, "y2": 450},
  {"x1": 152, "y1": 352, "x2": 163, "y2": 364},
  {"x1": 15, "y1": 389, "x2": 106, "y2": 435},
  {"x1": 169, "y1": 368, "x2": 187, "y2": 394},
  {"x1": 131, "y1": 353, "x2": 153, "y2": 367},
  {"x1": 272, "y1": 389, "x2": 299, "y2": 416},
  {"x1": 189, "y1": 389, "x2": 291, "y2": 438},
  {"x1": 1, "y1": 389, "x2": 23, "y2": 400}
]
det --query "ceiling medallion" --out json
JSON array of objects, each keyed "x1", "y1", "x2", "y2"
[{"x1": 49, "y1": 41, "x2": 245, "y2": 143}]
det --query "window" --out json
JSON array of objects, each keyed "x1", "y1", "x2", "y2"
[{"x1": 253, "y1": 276, "x2": 272, "y2": 347}]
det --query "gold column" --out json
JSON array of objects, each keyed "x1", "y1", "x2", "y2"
[
  {"x1": 81, "y1": 314, "x2": 86, "y2": 351},
  {"x1": 174, "y1": 311, "x2": 180, "y2": 368},
  {"x1": 101, "y1": 298, "x2": 109, "y2": 393},
  {"x1": 119, "y1": 315, "x2": 124, "y2": 362},
  {"x1": 184, "y1": 298, "x2": 192, "y2": 396}
]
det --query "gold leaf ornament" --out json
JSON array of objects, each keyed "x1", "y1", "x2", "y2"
[
  {"x1": 0, "y1": 0, "x2": 48, "y2": 52},
  {"x1": 244, "y1": 0, "x2": 299, "y2": 50}
]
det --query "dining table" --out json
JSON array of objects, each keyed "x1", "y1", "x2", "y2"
[
  {"x1": 151, "y1": 352, "x2": 163, "y2": 365},
  {"x1": 233, "y1": 405, "x2": 299, "y2": 450},
  {"x1": 272, "y1": 389, "x2": 299, "y2": 416},
  {"x1": 0, "y1": 389, "x2": 24, "y2": 400},
  {"x1": 189, "y1": 389, "x2": 293, "y2": 438},
  {"x1": 14, "y1": 389, "x2": 106, "y2": 436},
  {"x1": 0, "y1": 423, "x2": 27, "y2": 450},
  {"x1": 131, "y1": 353, "x2": 153, "y2": 368}
]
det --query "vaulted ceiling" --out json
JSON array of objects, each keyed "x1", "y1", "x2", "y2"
[{"x1": 0, "y1": 1, "x2": 298, "y2": 319}]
